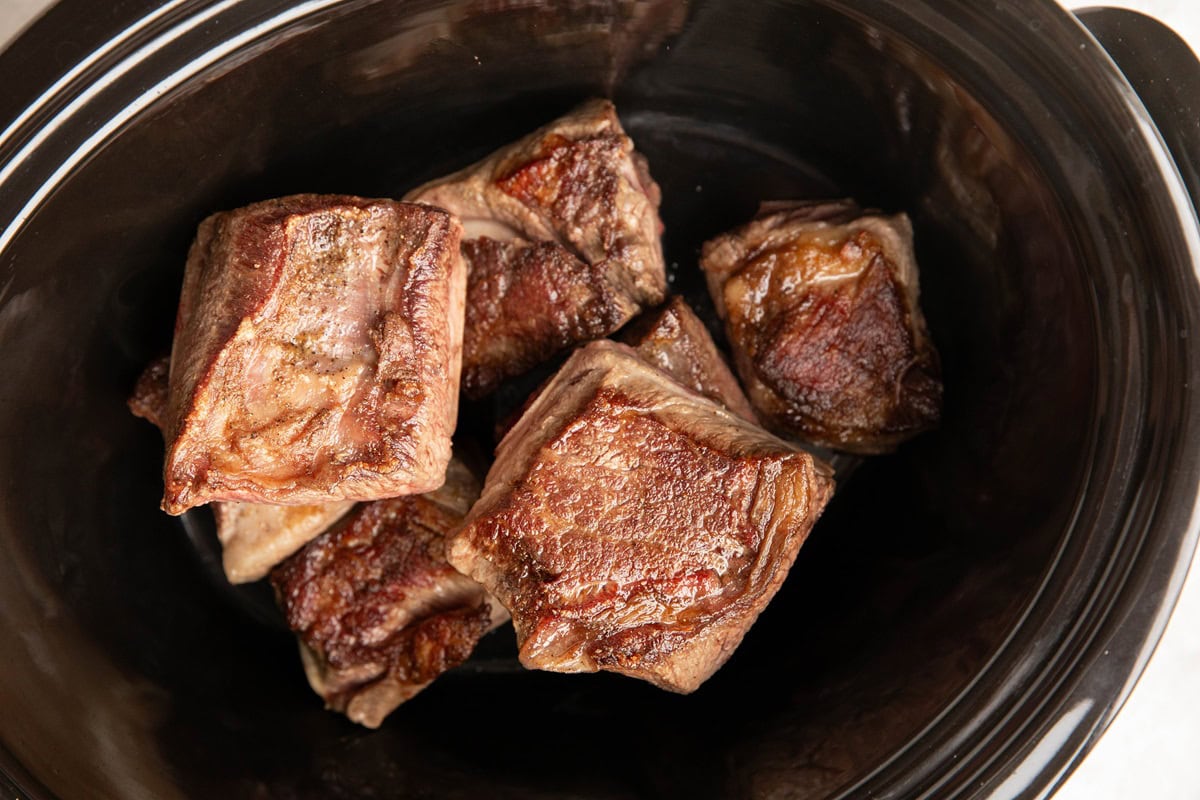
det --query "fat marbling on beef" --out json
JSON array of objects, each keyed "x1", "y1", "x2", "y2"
[
  {"x1": 406, "y1": 99, "x2": 666, "y2": 398},
  {"x1": 271, "y1": 459, "x2": 507, "y2": 728},
  {"x1": 161, "y1": 194, "x2": 466, "y2": 514},
  {"x1": 447, "y1": 340, "x2": 834, "y2": 693},
  {"x1": 129, "y1": 355, "x2": 356, "y2": 583},
  {"x1": 700, "y1": 200, "x2": 942, "y2": 454}
]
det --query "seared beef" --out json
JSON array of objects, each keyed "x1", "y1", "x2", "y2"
[
  {"x1": 406, "y1": 99, "x2": 666, "y2": 397},
  {"x1": 271, "y1": 460, "x2": 506, "y2": 728},
  {"x1": 447, "y1": 341, "x2": 833, "y2": 693},
  {"x1": 459, "y1": 237, "x2": 640, "y2": 399},
  {"x1": 129, "y1": 356, "x2": 355, "y2": 582},
  {"x1": 161, "y1": 195, "x2": 466, "y2": 514},
  {"x1": 618, "y1": 296, "x2": 757, "y2": 422},
  {"x1": 701, "y1": 200, "x2": 942, "y2": 454}
]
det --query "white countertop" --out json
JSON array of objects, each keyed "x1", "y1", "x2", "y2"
[{"x1": 1, "y1": 1, "x2": 1196, "y2": 798}]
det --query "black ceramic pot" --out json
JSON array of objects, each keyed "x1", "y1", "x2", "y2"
[{"x1": 1, "y1": 2, "x2": 1198, "y2": 798}]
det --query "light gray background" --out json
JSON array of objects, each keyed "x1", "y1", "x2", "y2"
[{"x1": 1, "y1": 1, "x2": 1196, "y2": 797}]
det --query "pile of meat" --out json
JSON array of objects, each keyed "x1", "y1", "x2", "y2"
[{"x1": 130, "y1": 99, "x2": 941, "y2": 727}]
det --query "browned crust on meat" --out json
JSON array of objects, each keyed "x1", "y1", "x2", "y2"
[
  {"x1": 406, "y1": 100, "x2": 666, "y2": 395},
  {"x1": 272, "y1": 496, "x2": 474, "y2": 669},
  {"x1": 460, "y1": 236, "x2": 639, "y2": 398},
  {"x1": 448, "y1": 341, "x2": 833, "y2": 693},
  {"x1": 271, "y1": 462, "x2": 503, "y2": 728},
  {"x1": 701, "y1": 200, "x2": 942, "y2": 454}
]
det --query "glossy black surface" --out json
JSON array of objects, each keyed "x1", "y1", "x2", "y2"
[
  {"x1": 0, "y1": 2, "x2": 1198, "y2": 799},
  {"x1": 1078, "y1": 7, "x2": 1200, "y2": 208}
]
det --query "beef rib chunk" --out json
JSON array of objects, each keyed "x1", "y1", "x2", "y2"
[
  {"x1": 618, "y1": 296, "x2": 758, "y2": 423},
  {"x1": 271, "y1": 459, "x2": 506, "y2": 728},
  {"x1": 129, "y1": 355, "x2": 356, "y2": 582},
  {"x1": 701, "y1": 200, "x2": 942, "y2": 454},
  {"x1": 161, "y1": 194, "x2": 466, "y2": 514},
  {"x1": 459, "y1": 236, "x2": 640, "y2": 401},
  {"x1": 447, "y1": 340, "x2": 833, "y2": 693},
  {"x1": 407, "y1": 99, "x2": 666, "y2": 397}
]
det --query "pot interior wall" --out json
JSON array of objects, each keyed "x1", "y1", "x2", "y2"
[{"x1": 0, "y1": 2, "x2": 1094, "y2": 798}]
